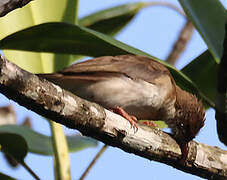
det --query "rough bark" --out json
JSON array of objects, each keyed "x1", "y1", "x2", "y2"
[
  {"x1": 0, "y1": 56, "x2": 226, "y2": 180},
  {"x1": 0, "y1": 0, "x2": 33, "y2": 17}
]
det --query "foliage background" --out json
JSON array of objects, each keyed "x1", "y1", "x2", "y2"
[{"x1": 0, "y1": 0, "x2": 226, "y2": 179}]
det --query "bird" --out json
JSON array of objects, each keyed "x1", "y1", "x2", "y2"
[{"x1": 37, "y1": 55, "x2": 205, "y2": 162}]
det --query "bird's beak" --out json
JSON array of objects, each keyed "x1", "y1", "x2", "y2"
[{"x1": 179, "y1": 142, "x2": 189, "y2": 164}]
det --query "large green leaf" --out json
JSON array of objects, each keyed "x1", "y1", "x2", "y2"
[
  {"x1": 0, "y1": 132, "x2": 28, "y2": 162},
  {"x1": 0, "y1": 22, "x2": 211, "y2": 106},
  {"x1": 182, "y1": 50, "x2": 218, "y2": 105},
  {"x1": 71, "y1": 3, "x2": 147, "y2": 63},
  {"x1": 178, "y1": 0, "x2": 226, "y2": 63},
  {"x1": 79, "y1": 2, "x2": 146, "y2": 36},
  {"x1": 0, "y1": 22, "x2": 148, "y2": 57},
  {"x1": 0, "y1": 125, "x2": 98, "y2": 156},
  {"x1": 0, "y1": 2, "x2": 77, "y2": 178},
  {"x1": 0, "y1": 0, "x2": 77, "y2": 73},
  {"x1": 29, "y1": 0, "x2": 78, "y2": 72}
]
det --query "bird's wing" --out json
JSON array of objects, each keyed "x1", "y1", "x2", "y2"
[
  {"x1": 37, "y1": 55, "x2": 175, "y2": 95},
  {"x1": 57, "y1": 55, "x2": 173, "y2": 84}
]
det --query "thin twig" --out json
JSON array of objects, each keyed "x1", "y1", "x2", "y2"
[
  {"x1": 145, "y1": 2, "x2": 193, "y2": 66},
  {"x1": 166, "y1": 20, "x2": 194, "y2": 65},
  {"x1": 145, "y1": 2, "x2": 185, "y2": 17},
  {"x1": 79, "y1": 144, "x2": 108, "y2": 180},
  {"x1": 21, "y1": 161, "x2": 40, "y2": 180}
]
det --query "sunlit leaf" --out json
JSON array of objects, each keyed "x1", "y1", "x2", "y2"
[{"x1": 0, "y1": 0, "x2": 78, "y2": 73}]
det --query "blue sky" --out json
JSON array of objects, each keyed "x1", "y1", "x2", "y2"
[{"x1": 0, "y1": 0, "x2": 226, "y2": 180}]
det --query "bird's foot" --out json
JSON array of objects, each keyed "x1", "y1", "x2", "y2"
[
  {"x1": 112, "y1": 106, "x2": 138, "y2": 132},
  {"x1": 140, "y1": 120, "x2": 158, "y2": 127}
]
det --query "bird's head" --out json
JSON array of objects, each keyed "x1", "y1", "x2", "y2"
[
  {"x1": 174, "y1": 87, "x2": 205, "y2": 143},
  {"x1": 170, "y1": 86, "x2": 205, "y2": 162}
]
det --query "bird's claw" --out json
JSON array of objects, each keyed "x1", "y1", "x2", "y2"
[
  {"x1": 112, "y1": 106, "x2": 138, "y2": 133},
  {"x1": 141, "y1": 120, "x2": 158, "y2": 127},
  {"x1": 127, "y1": 116, "x2": 138, "y2": 132}
]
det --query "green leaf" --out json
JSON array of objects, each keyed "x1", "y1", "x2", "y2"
[
  {"x1": 178, "y1": 0, "x2": 226, "y2": 63},
  {"x1": 154, "y1": 121, "x2": 167, "y2": 129},
  {"x1": 0, "y1": 22, "x2": 210, "y2": 105},
  {"x1": 79, "y1": 2, "x2": 146, "y2": 36},
  {"x1": 182, "y1": 50, "x2": 218, "y2": 106},
  {"x1": 0, "y1": 0, "x2": 78, "y2": 73},
  {"x1": 0, "y1": 173, "x2": 16, "y2": 180},
  {"x1": 0, "y1": 2, "x2": 77, "y2": 178},
  {"x1": 0, "y1": 132, "x2": 28, "y2": 162},
  {"x1": 0, "y1": 22, "x2": 147, "y2": 57},
  {"x1": 29, "y1": 0, "x2": 79, "y2": 72},
  {"x1": 0, "y1": 125, "x2": 98, "y2": 156}
]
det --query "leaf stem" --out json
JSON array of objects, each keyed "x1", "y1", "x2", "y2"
[
  {"x1": 144, "y1": 2, "x2": 185, "y2": 16},
  {"x1": 79, "y1": 144, "x2": 108, "y2": 180},
  {"x1": 21, "y1": 161, "x2": 40, "y2": 180},
  {"x1": 75, "y1": 0, "x2": 80, "y2": 25}
]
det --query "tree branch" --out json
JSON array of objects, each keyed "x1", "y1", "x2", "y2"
[
  {"x1": 0, "y1": 56, "x2": 226, "y2": 179},
  {"x1": 0, "y1": 0, "x2": 33, "y2": 17}
]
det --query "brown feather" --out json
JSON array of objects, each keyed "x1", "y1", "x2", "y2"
[{"x1": 58, "y1": 55, "x2": 172, "y2": 84}]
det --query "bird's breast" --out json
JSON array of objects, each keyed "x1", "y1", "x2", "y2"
[{"x1": 74, "y1": 76, "x2": 176, "y2": 120}]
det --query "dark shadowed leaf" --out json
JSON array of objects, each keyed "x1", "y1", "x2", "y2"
[
  {"x1": 79, "y1": 2, "x2": 146, "y2": 36},
  {"x1": 215, "y1": 22, "x2": 227, "y2": 146},
  {"x1": 178, "y1": 0, "x2": 226, "y2": 63},
  {"x1": 182, "y1": 50, "x2": 218, "y2": 107},
  {"x1": 0, "y1": 132, "x2": 28, "y2": 162},
  {"x1": 0, "y1": 125, "x2": 98, "y2": 156},
  {"x1": 63, "y1": 3, "x2": 146, "y2": 66}
]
